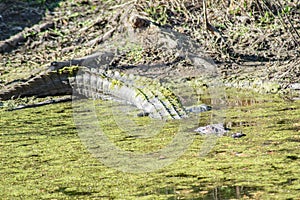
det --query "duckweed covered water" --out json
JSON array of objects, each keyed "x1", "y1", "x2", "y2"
[{"x1": 0, "y1": 89, "x2": 299, "y2": 199}]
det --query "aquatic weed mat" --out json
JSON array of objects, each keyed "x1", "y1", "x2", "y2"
[{"x1": 1, "y1": 90, "x2": 300, "y2": 199}]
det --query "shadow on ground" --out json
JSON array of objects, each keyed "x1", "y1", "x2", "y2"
[{"x1": 0, "y1": 0, "x2": 62, "y2": 41}]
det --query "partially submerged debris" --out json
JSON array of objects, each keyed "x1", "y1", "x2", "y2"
[
  {"x1": 194, "y1": 123, "x2": 228, "y2": 136},
  {"x1": 231, "y1": 132, "x2": 247, "y2": 139}
]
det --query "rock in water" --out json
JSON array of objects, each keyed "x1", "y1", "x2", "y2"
[
  {"x1": 231, "y1": 132, "x2": 246, "y2": 138},
  {"x1": 194, "y1": 123, "x2": 228, "y2": 136}
]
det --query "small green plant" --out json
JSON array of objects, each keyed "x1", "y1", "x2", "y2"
[
  {"x1": 51, "y1": 28, "x2": 65, "y2": 37},
  {"x1": 117, "y1": 44, "x2": 144, "y2": 64},
  {"x1": 229, "y1": 7, "x2": 241, "y2": 15},
  {"x1": 23, "y1": 31, "x2": 37, "y2": 38},
  {"x1": 259, "y1": 11, "x2": 274, "y2": 24},
  {"x1": 281, "y1": 5, "x2": 292, "y2": 15},
  {"x1": 128, "y1": 46, "x2": 143, "y2": 62},
  {"x1": 145, "y1": 5, "x2": 168, "y2": 25}
]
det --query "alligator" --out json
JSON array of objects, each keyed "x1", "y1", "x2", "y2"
[
  {"x1": 0, "y1": 62, "x2": 212, "y2": 118},
  {"x1": 0, "y1": 9, "x2": 227, "y2": 134},
  {"x1": 0, "y1": 12, "x2": 213, "y2": 113},
  {"x1": 0, "y1": 61, "x2": 230, "y2": 136}
]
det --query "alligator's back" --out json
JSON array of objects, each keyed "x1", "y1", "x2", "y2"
[{"x1": 70, "y1": 67, "x2": 188, "y2": 120}]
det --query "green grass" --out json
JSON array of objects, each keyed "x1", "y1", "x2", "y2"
[{"x1": 1, "y1": 90, "x2": 300, "y2": 199}]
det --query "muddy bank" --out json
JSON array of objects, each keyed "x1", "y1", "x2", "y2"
[{"x1": 0, "y1": 0, "x2": 299, "y2": 99}]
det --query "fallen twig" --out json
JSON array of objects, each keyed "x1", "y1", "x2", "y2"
[
  {"x1": 84, "y1": 28, "x2": 116, "y2": 47},
  {"x1": 0, "y1": 21, "x2": 55, "y2": 53}
]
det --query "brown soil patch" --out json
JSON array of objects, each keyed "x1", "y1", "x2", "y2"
[{"x1": 0, "y1": 0, "x2": 299, "y2": 98}]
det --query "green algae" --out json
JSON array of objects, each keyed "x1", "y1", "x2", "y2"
[
  {"x1": 0, "y1": 89, "x2": 299, "y2": 199},
  {"x1": 57, "y1": 66, "x2": 80, "y2": 76}
]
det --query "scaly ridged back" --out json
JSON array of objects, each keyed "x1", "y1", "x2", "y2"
[{"x1": 69, "y1": 67, "x2": 188, "y2": 120}]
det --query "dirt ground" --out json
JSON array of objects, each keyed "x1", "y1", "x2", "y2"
[{"x1": 0, "y1": 0, "x2": 299, "y2": 99}]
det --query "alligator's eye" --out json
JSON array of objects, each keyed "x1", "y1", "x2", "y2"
[{"x1": 51, "y1": 61, "x2": 58, "y2": 66}]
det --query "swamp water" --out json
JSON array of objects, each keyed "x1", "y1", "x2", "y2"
[{"x1": 0, "y1": 88, "x2": 299, "y2": 199}]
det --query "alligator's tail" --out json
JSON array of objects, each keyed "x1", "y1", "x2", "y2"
[{"x1": 0, "y1": 69, "x2": 73, "y2": 101}]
